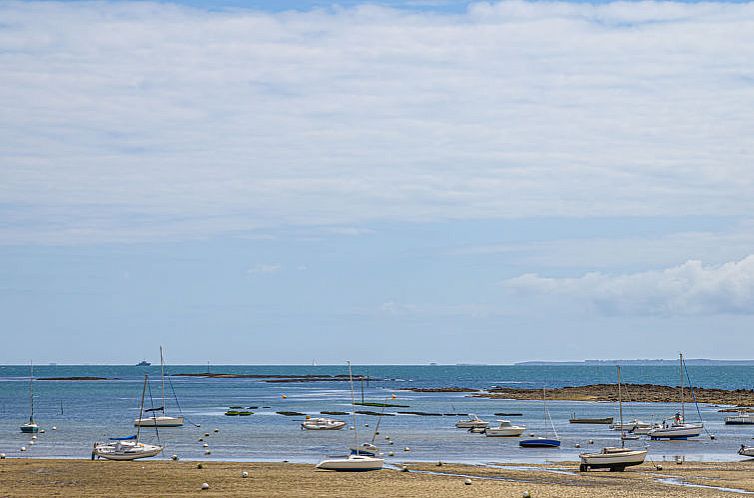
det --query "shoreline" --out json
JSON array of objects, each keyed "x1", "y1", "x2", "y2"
[{"x1": 3, "y1": 458, "x2": 754, "y2": 496}]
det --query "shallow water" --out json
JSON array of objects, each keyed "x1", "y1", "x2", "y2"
[{"x1": 1, "y1": 364, "x2": 752, "y2": 463}]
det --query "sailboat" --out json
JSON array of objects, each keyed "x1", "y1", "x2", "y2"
[
  {"x1": 315, "y1": 362, "x2": 384, "y2": 471},
  {"x1": 20, "y1": 361, "x2": 39, "y2": 433},
  {"x1": 647, "y1": 353, "x2": 704, "y2": 440},
  {"x1": 93, "y1": 375, "x2": 164, "y2": 460},
  {"x1": 579, "y1": 366, "x2": 648, "y2": 471},
  {"x1": 519, "y1": 386, "x2": 560, "y2": 448},
  {"x1": 134, "y1": 346, "x2": 184, "y2": 427}
]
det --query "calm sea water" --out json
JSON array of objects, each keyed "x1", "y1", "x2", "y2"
[{"x1": 1, "y1": 364, "x2": 753, "y2": 464}]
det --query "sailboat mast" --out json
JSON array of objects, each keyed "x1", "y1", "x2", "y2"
[
  {"x1": 618, "y1": 365, "x2": 624, "y2": 447},
  {"x1": 679, "y1": 353, "x2": 685, "y2": 421},
  {"x1": 136, "y1": 375, "x2": 147, "y2": 442},
  {"x1": 160, "y1": 346, "x2": 165, "y2": 414},
  {"x1": 347, "y1": 361, "x2": 358, "y2": 450},
  {"x1": 29, "y1": 360, "x2": 34, "y2": 421}
]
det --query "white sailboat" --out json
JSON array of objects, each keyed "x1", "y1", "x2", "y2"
[
  {"x1": 648, "y1": 353, "x2": 703, "y2": 440},
  {"x1": 315, "y1": 362, "x2": 384, "y2": 472},
  {"x1": 134, "y1": 346, "x2": 184, "y2": 427},
  {"x1": 94, "y1": 375, "x2": 164, "y2": 461},
  {"x1": 20, "y1": 361, "x2": 39, "y2": 434},
  {"x1": 580, "y1": 366, "x2": 647, "y2": 471}
]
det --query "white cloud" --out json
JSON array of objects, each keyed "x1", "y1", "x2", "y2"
[
  {"x1": 2, "y1": 1, "x2": 754, "y2": 243},
  {"x1": 247, "y1": 263, "x2": 282, "y2": 274},
  {"x1": 502, "y1": 255, "x2": 754, "y2": 315}
]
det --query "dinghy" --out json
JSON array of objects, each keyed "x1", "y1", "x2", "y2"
[{"x1": 301, "y1": 417, "x2": 347, "y2": 431}]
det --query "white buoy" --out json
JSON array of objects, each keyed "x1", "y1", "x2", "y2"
[
  {"x1": 171, "y1": 455, "x2": 179, "y2": 461},
  {"x1": 197, "y1": 463, "x2": 203, "y2": 469},
  {"x1": 241, "y1": 471, "x2": 249, "y2": 478},
  {"x1": 39, "y1": 429, "x2": 45, "y2": 433},
  {"x1": 204, "y1": 433, "x2": 210, "y2": 437},
  {"x1": 52, "y1": 427, "x2": 57, "y2": 431},
  {"x1": 20, "y1": 446, "x2": 27, "y2": 452},
  {"x1": 198, "y1": 438, "x2": 204, "y2": 442},
  {"x1": 575, "y1": 444, "x2": 581, "y2": 448},
  {"x1": 205, "y1": 450, "x2": 211, "y2": 455},
  {"x1": 203, "y1": 443, "x2": 209, "y2": 448},
  {"x1": 401, "y1": 465, "x2": 409, "y2": 472},
  {"x1": 197, "y1": 424, "x2": 201, "y2": 427},
  {"x1": 464, "y1": 478, "x2": 472, "y2": 485},
  {"x1": 0, "y1": 453, "x2": 6, "y2": 459},
  {"x1": 388, "y1": 441, "x2": 394, "y2": 445},
  {"x1": 523, "y1": 492, "x2": 531, "y2": 498},
  {"x1": 385, "y1": 436, "x2": 391, "y2": 440},
  {"x1": 388, "y1": 451, "x2": 394, "y2": 456},
  {"x1": 404, "y1": 447, "x2": 410, "y2": 452},
  {"x1": 201, "y1": 482, "x2": 209, "y2": 490},
  {"x1": 588, "y1": 440, "x2": 594, "y2": 444},
  {"x1": 214, "y1": 428, "x2": 219, "y2": 433},
  {"x1": 656, "y1": 464, "x2": 663, "y2": 470},
  {"x1": 31, "y1": 435, "x2": 37, "y2": 440},
  {"x1": 29, "y1": 441, "x2": 35, "y2": 445}
]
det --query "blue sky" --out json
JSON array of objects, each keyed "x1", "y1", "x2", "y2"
[{"x1": 2, "y1": 0, "x2": 754, "y2": 363}]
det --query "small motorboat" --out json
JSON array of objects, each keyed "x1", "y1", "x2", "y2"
[
  {"x1": 579, "y1": 447, "x2": 648, "y2": 472},
  {"x1": 569, "y1": 415, "x2": 614, "y2": 425},
  {"x1": 485, "y1": 420, "x2": 526, "y2": 437},
  {"x1": 315, "y1": 454, "x2": 384, "y2": 471},
  {"x1": 739, "y1": 445, "x2": 754, "y2": 457},
  {"x1": 468, "y1": 426, "x2": 487, "y2": 434},
  {"x1": 726, "y1": 412, "x2": 754, "y2": 425},
  {"x1": 301, "y1": 417, "x2": 347, "y2": 431},
  {"x1": 610, "y1": 418, "x2": 654, "y2": 432},
  {"x1": 519, "y1": 437, "x2": 560, "y2": 448},
  {"x1": 455, "y1": 414, "x2": 489, "y2": 429},
  {"x1": 92, "y1": 436, "x2": 164, "y2": 461}
]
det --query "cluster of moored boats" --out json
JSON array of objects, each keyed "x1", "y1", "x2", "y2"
[{"x1": 14, "y1": 352, "x2": 754, "y2": 471}]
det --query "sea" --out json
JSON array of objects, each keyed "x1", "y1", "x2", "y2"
[{"x1": 1, "y1": 364, "x2": 753, "y2": 464}]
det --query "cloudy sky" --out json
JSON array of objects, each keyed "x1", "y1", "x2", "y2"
[{"x1": 1, "y1": 0, "x2": 753, "y2": 363}]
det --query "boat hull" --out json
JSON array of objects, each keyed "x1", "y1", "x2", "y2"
[
  {"x1": 739, "y1": 446, "x2": 754, "y2": 457},
  {"x1": 519, "y1": 438, "x2": 560, "y2": 448},
  {"x1": 569, "y1": 417, "x2": 614, "y2": 425},
  {"x1": 20, "y1": 424, "x2": 39, "y2": 433},
  {"x1": 134, "y1": 416, "x2": 184, "y2": 427},
  {"x1": 648, "y1": 424, "x2": 703, "y2": 440},
  {"x1": 315, "y1": 456, "x2": 384, "y2": 471},
  {"x1": 579, "y1": 449, "x2": 647, "y2": 471},
  {"x1": 93, "y1": 443, "x2": 163, "y2": 461},
  {"x1": 485, "y1": 427, "x2": 525, "y2": 437},
  {"x1": 455, "y1": 421, "x2": 489, "y2": 429}
]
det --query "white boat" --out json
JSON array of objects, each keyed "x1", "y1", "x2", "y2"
[
  {"x1": 647, "y1": 354, "x2": 704, "y2": 440},
  {"x1": 725, "y1": 412, "x2": 754, "y2": 425},
  {"x1": 580, "y1": 447, "x2": 648, "y2": 471},
  {"x1": 739, "y1": 445, "x2": 754, "y2": 457},
  {"x1": 302, "y1": 417, "x2": 347, "y2": 430},
  {"x1": 134, "y1": 346, "x2": 184, "y2": 427},
  {"x1": 93, "y1": 438, "x2": 164, "y2": 461},
  {"x1": 20, "y1": 362, "x2": 40, "y2": 433},
  {"x1": 94, "y1": 375, "x2": 164, "y2": 461},
  {"x1": 611, "y1": 419, "x2": 654, "y2": 432},
  {"x1": 485, "y1": 420, "x2": 525, "y2": 437},
  {"x1": 315, "y1": 362, "x2": 383, "y2": 472},
  {"x1": 580, "y1": 366, "x2": 648, "y2": 472},
  {"x1": 316, "y1": 454, "x2": 384, "y2": 471},
  {"x1": 455, "y1": 414, "x2": 489, "y2": 429}
]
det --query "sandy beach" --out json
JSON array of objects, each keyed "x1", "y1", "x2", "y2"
[{"x1": 2, "y1": 458, "x2": 754, "y2": 497}]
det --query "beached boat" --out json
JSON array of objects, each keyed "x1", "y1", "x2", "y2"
[
  {"x1": 569, "y1": 415, "x2": 614, "y2": 425},
  {"x1": 94, "y1": 375, "x2": 164, "y2": 461},
  {"x1": 20, "y1": 362, "x2": 39, "y2": 434},
  {"x1": 580, "y1": 366, "x2": 647, "y2": 471},
  {"x1": 725, "y1": 412, "x2": 754, "y2": 425},
  {"x1": 739, "y1": 445, "x2": 754, "y2": 457},
  {"x1": 520, "y1": 387, "x2": 560, "y2": 448},
  {"x1": 647, "y1": 354, "x2": 704, "y2": 440},
  {"x1": 134, "y1": 347, "x2": 184, "y2": 427},
  {"x1": 315, "y1": 362, "x2": 383, "y2": 472},
  {"x1": 455, "y1": 414, "x2": 489, "y2": 429},
  {"x1": 302, "y1": 417, "x2": 347, "y2": 431},
  {"x1": 485, "y1": 420, "x2": 526, "y2": 437}
]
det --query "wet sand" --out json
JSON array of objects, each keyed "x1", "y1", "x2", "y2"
[{"x1": 2, "y1": 458, "x2": 754, "y2": 497}]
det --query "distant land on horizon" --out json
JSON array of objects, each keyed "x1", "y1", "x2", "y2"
[{"x1": 514, "y1": 359, "x2": 754, "y2": 366}]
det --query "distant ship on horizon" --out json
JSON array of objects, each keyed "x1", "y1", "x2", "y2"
[{"x1": 136, "y1": 360, "x2": 151, "y2": 366}]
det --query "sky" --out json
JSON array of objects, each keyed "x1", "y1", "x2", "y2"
[{"x1": 1, "y1": 0, "x2": 754, "y2": 364}]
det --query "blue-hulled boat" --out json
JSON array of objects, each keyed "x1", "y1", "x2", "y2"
[{"x1": 519, "y1": 437, "x2": 561, "y2": 448}]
